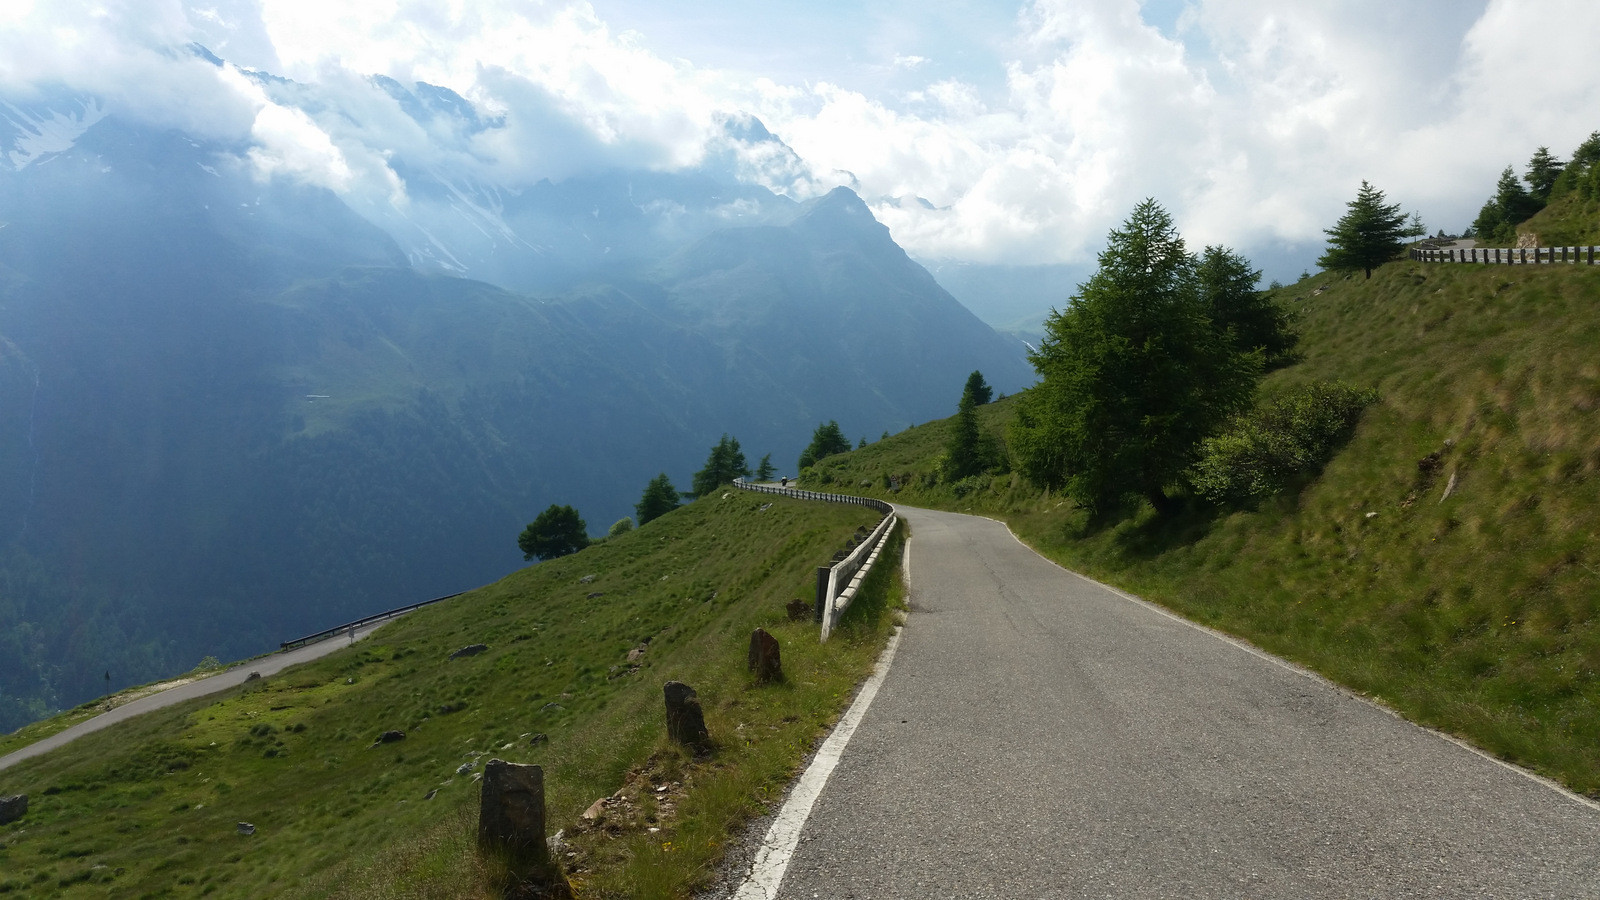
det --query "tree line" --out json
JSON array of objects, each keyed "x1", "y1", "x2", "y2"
[{"x1": 519, "y1": 177, "x2": 1428, "y2": 556}]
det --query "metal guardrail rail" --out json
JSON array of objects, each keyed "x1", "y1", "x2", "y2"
[
  {"x1": 279, "y1": 591, "x2": 463, "y2": 651},
  {"x1": 1410, "y1": 245, "x2": 1599, "y2": 265},
  {"x1": 733, "y1": 478, "x2": 898, "y2": 641}
]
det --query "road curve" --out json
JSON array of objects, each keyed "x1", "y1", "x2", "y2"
[
  {"x1": 761, "y1": 505, "x2": 1600, "y2": 898},
  {"x1": 0, "y1": 619, "x2": 393, "y2": 773}
]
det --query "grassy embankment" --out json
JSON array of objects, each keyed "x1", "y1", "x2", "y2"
[
  {"x1": 0, "y1": 493, "x2": 904, "y2": 898},
  {"x1": 809, "y1": 257, "x2": 1600, "y2": 798}
]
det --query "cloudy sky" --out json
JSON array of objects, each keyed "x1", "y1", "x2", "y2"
[{"x1": 4, "y1": 0, "x2": 1598, "y2": 279}]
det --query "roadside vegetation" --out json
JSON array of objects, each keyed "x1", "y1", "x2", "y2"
[
  {"x1": 0, "y1": 494, "x2": 904, "y2": 898},
  {"x1": 805, "y1": 254, "x2": 1600, "y2": 799}
]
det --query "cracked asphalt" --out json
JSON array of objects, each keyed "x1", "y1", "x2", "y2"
[{"x1": 760, "y1": 505, "x2": 1600, "y2": 899}]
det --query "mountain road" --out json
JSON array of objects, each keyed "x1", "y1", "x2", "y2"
[
  {"x1": 733, "y1": 504, "x2": 1600, "y2": 898},
  {"x1": 0, "y1": 620, "x2": 392, "y2": 773}
]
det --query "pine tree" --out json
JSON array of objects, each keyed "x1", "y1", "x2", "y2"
[
  {"x1": 1012, "y1": 200, "x2": 1260, "y2": 516},
  {"x1": 635, "y1": 473, "x2": 680, "y2": 525},
  {"x1": 962, "y1": 371, "x2": 994, "y2": 406},
  {"x1": 754, "y1": 454, "x2": 776, "y2": 482},
  {"x1": 1197, "y1": 245, "x2": 1296, "y2": 368},
  {"x1": 517, "y1": 504, "x2": 590, "y2": 561},
  {"x1": 1318, "y1": 181, "x2": 1410, "y2": 278},
  {"x1": 1524, "y1": 147, "x2": 1565, "y2": 202},
  {"x1": 797, "y1": 421, "x2": 851, "y2": 470},
  {"x1": 1474, "y1": 165, "x2": 1542, "y2": 244},
  {"x1": 691, "y1": 435, "x2": 751, "y2": 497}
]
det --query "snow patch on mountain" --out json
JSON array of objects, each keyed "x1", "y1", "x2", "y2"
[{"x1": 0, "y1": 96, "x2": 107, "y2": 171}]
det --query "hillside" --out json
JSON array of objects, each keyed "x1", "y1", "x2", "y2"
[
  {"x1": 805, "y1": 257, "x2": 1600, "y2": 798},
  {"x1": 0, "y1": 492, "x2": 903, "y2": 898}
]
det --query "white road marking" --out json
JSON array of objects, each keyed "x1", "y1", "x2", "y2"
[
  {"x1": 730, "y1": 538, "x2": 911, "y2": 900},
  {"x1": 993, "y1": 515, "x2": 1600, "y2": 815}
]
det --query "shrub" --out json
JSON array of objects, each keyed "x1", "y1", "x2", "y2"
[{"x1": 1189, "y1": 381, "x2": 1377, "y2": 504}]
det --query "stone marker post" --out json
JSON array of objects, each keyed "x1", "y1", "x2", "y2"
[
  {"x1": 748, "y1": 628, "x2": 782, "y2": 683},
  {"x1": 479, "y1": 760, "x2": 571, "y2": 898},
  {"x1": 0, "y1": 794, "x2": 26, "y2": 825},
  {"x1": 663, "y1": 681, "x2": 710, "y2": 747}
]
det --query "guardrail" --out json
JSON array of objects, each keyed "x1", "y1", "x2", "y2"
[
  {"x1": 1410, "y1": 245, "x2": 1599, "y2": 265},
  {"x1": 733, "y1": 479, "x2": 898, "y2": 642},
  {"x1": 279, "y1": 591, "x2": 463, "y2": 651}
]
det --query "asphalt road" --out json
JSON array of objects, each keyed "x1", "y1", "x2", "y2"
[
  {"x1": 762, "y1": 505, "x2": 1600, "y2": 899},
  {"x1": 0, "y1": 620, "x2": 392, "y2": 773}
]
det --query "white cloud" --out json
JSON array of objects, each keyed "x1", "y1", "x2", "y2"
[{"x1": 3, "y1": 0, "x2": 1598, "y2": 276}]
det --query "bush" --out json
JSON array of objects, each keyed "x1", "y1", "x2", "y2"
[
  {"x1": 1188, "y1": 381, "x2": 1377, "y2": 505},
  {"x1": 608, "y1": 517, "x2": 635, "y2": 538}
]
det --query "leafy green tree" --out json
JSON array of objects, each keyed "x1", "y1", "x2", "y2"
[
  {"x1": 635, "y1": 473, "x2": 680, "y2": 525},
  {"x1": 608, "y1": 517, "x2": 635, "y2": 538},
  {"x1": 1318, "y1": 181, "x2": 1410, "y2": 278},
  {"x1": 1524, "y1": 146, "x2": 1565, "y2": 202},
  {"x1": 692, "y1": 434, "x2": 750, "y2": 497},
  {"x1": 1011, "y1": 199, "x2": 1260, "y2": 516},
  {"x1": 518, "y1": 504, "x2": 589, "y2": 561},
  {"x1": 797, "y1": 420, "x2": 852, "y2": 470},
  {"x1": 754, "y1": 454, "x2": 776, "y2": 482},
  {"x1": 1197, "y1": 245, "x2": 1297, "y2": 368},
  {"x1": 962, "y1": 371, "x2": 994, "y2": 406}
]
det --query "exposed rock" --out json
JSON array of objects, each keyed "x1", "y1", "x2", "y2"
[
  {"x1": 0, "y1": 794, "x2": 27, "y2": 825},
  {"x1": 586, "y1": 591, "x2": 605, "y2": 599},
  {"x1": 237, "y1": 822, "x2": 255, "y2": 836},
  {"x1": 457, "y1": 761, "x2": 475, "y2": 776},
  {"x1": 579, "y1": 574, "x2": 596, "y2": 584},
  {"x1": 582, "y1": 797, "x2": 608, "y2": 821},
  {"x1": 374, "y1": 730, "x2": 406, "y2": 745},
  {"x1": 528, "y1": 733, "x2": 548, "y2": 746},
  {"x1": 1441, "y1": 470, "x2": 1459, "y2": 502},
  {"x1": 747, "y1": 629, "x2": 782, "y2": 683},
  {"x1": 663, "y1": 681, "x2": 710, "y2": 748},
  {"x1": 478, "y1": 760, "x2": 572, "y2": 899},
  {"x1": 786, "y1": 597, "x2": 809, "y2": 621},
  {"x1": 437, "y1": 701, "x2": 467, "y2": 714},
  {"x1": 626, "y1": 644, "x2": 648, "y2": 662},
  {"x1": 450, "y1": 644, "x2": 488, "y2": 659},
  {"x1": 245, "y1": 672, "x2": 261, "y2": 681},
  {"x1": 424, "y1": 789, "x2": 438, "y2": 800}
]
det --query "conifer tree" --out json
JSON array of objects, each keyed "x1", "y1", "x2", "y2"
[
  {"x1": 518, "y1": 504, "x2": 589, "y2": 560},
  {"x1": 1012, "y1": 199, "x2": 1259, "y2": 516},
  {"x1": 797, "y1": 421, "x2": 851, "y2": 470},
  {"x1": 963, "y1": 371, "x2": 994, "y2": 406},
  {"x1": 635, "y1": 473, "x2": 680, "y2": 525},
  {"x1": 1524, "y1": 146, "x2": 1565, "y2": 202},
  {"x1": 691, "y1": 434, "x2": 750, "y2": 497},
  {"x1": 1197, "y1": 245, "x2": 1297, "y2": 368},
  {"x1": 1318, "y1": 181, "x2": 1410, "y2": 278},
  {"x1": 754, "y1": 454, "x2": 776, "y2": 482}
]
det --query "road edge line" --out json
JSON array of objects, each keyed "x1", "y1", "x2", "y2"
[
  {"x1": 729, "y1": 538, "x2": 912, "y2": 899},
  {"x1": 982, "y1": 515, "x2": 1600, "y2": 815}
]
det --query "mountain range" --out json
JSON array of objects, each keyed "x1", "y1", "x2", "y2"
[{"x1": 0, "y1": 69, "x2": 1035, "y2": 730}]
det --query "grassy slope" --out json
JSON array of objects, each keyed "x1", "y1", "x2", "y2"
[
  {"x1": 0, "y1": 494, "x2": 902, "y2": 898},
  {"x1": 809, "y1": 259, "x2": 1600, "y2": 798},
  {"x1": 1518, "y1": 191, "x2": 1600, "y2": 248}
]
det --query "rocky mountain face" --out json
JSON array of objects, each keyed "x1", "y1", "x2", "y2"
[{"x1": 0, "y1": 82, "x2": 1033, "y2": 731}]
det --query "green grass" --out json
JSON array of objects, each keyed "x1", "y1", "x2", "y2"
[
  {"x1": 806, "y1": 259, "x2": 1600, "y2": 798},
  {"x1": 1517, "y1": 191, "x2": 1600, "y2": 248},
  {"x1": 0, "y1": 493, "x2": 903, "y2": 898}
]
